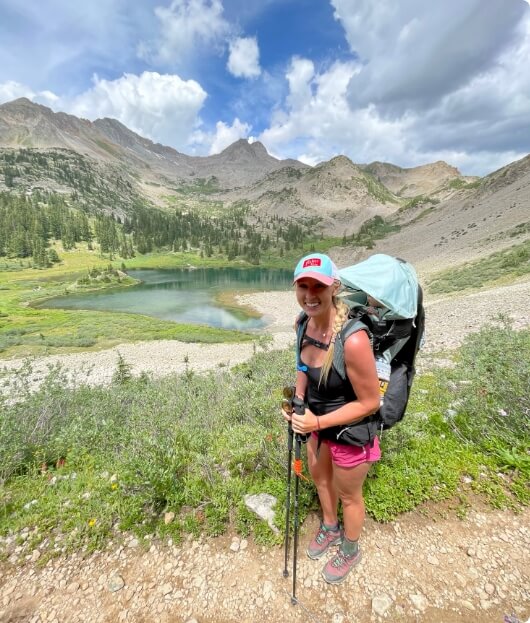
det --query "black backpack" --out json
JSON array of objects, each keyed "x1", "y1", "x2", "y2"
[{"x1": 343, "y1": 286, "x2": 425, "y2": 431}]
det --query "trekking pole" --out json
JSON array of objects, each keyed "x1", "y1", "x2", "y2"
[
  {"x1": 282, "y1": 386, "x2": 296, "y2": 578},
  {"x1": 290, "y1": 395, "x2": 306, "y2": 606},
  {"x1": 282, "y1": 414, "x2": 294, "y2": 579}
]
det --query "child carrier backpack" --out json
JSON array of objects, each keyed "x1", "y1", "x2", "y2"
[{"x1": 296, "y1": 254, "x2": 425, "y2": 438}]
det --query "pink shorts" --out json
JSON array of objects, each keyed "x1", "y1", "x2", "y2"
[{"x1": 313, "y1": 434, "x2": 381, "y2": 468}]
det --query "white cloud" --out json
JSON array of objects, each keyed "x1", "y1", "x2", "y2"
[
  {"x1": 259, "y1": 51, "x2": 527, "y2": 176},
  {"x1": 331, "y1": 0, "x2": 527, "y2": 113},
  {"x1": 69, "y1": 72, "x2": 207, "y2": 150},
  {"x1": 0, "y1": 81, "x2": 35, "y2": 103},
  {"x1": 0, "y1": 81, "x2": 59, "y2": 106},
  {"x1": 257, "y1": 1, "x2": 530, "y2": 175},
  {"x1": 227, "y1": 37, "x2": 261, "y2": 78},
  {"x1": 208, "y1": 118, "x2": 251, "y2": 154},
  {"x1": 286, "y1": 57, "x2": 314, "y2": 111},
  {"x1": 140, "y1": 0, "x2": 231, "y2": 64}
]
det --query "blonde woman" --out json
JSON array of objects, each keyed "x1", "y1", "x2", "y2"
[{"x1": 284, "y1": 253, "x2": 381, "y2": 584}]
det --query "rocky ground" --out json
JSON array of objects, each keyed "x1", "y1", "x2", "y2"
[
  {"x1": 1, "y1": 506, "x2": 529, "y2": 623},
  {"x1": 1, "y1": 278, "x2": 530, "y2": 623}
]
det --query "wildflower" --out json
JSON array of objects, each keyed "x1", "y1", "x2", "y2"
[
  {"x1": 111, "y1": 483, "x2": 118, "y2": 490},
  {"x1": 88, "y1": 518, "x2": 97, "y2": 527}
]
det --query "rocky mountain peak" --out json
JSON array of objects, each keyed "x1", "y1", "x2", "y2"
[
  {"x1": 315, "y1": 154, "x2": 364, "y2": 177},
  {"x1": 217, "y1": 139, "x2": 269, "y2": 161},
  {"x1": 363, "y1": 158, "x2": 464, "y2": 198}
]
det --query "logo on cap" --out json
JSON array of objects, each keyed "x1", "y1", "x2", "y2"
[{"x1": 303, "y1": 258, "x2": 322, "y2": 268}]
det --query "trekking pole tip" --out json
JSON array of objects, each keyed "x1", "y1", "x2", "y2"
[{"x1": 283, "y1": 569, "x2": 289, "y2": 578}]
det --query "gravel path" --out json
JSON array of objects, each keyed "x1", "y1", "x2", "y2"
[{"x1": 1, "y1": 507, "x2": 529, "y2": 623}]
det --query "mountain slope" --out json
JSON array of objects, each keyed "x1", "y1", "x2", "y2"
[
  {"x1": 361, "y1": 154, "x2": 530, "y2": 275},
  {"x1": 0, "y1": 99, "x2": 307, "y2": 189},
  {"x1": 221, "y1": 155, "x2": 401, "y2": 235},
  {"x1": 0, "y1": 98, "x2": 124, "y2": 161},
  {"x1": 3, "y1": 96, "x2": 528, "y2": 256},
  {"x1": 363, "y1": 160, "x2": 475, "y2": 199}
]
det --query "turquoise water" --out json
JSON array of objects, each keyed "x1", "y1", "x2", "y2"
[{"x1": 39, "y1": 267, "x2": 293, "y2": 330}]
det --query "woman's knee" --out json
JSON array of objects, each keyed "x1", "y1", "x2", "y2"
[
  {"x1": 339, "y1": 491, "x2": 365, "y2": 508},
  {"x1": 310, "y1": 465, "x2": 334, "y2": 489}
]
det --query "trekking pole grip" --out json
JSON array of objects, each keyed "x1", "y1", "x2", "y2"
[
  {"x1": 292, "y1": 396, "x2": 305, "y2": 415},
  {"x1": 292, "y1": 397, "x2": 309, "y2": 442}
]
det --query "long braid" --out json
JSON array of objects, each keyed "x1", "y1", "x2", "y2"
[{"x1": 319, "y1": 296, "x2": 349, "y2": 387}]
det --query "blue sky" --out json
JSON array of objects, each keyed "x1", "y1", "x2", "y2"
[{"x1": 0, "y1": 0, "x2": 529, "y2": 176}]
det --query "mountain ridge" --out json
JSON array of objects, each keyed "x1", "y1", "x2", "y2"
[{"x1": 1, "y1": 97, "x2": 529, "y2": 275}]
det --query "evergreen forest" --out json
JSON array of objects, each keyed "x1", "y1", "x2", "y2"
[{"x1": 0, "y1": 149, "x2": 319, "y2": 268}]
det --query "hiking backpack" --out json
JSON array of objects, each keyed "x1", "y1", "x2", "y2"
[{"x1": 296, "y1": 254, "x2": 425, "y2": 436}]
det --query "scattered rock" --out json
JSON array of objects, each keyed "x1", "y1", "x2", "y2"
[
  {"x1": 108, "y1": 575, "x2": 125, "y2": 593},
  {"x1": 244, "y1": 493, "x2": 279, "y2": 534},
  {"x1": 409, "y1": 593, "x2": 428, "y2": 612},
  {"x1": 164, "y1": 512, "x2": 175, "y2": 525},
  {"x1": 372, "y1": 594, "x2": 393, "y2": 617}
]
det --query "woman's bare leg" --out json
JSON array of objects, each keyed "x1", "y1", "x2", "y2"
[
  {"x1": 332, "y1": 461, "x2": 371, "y2": 541},
  {"x1": 306, "y1": 436, "x2": 338, "y2": 525}
]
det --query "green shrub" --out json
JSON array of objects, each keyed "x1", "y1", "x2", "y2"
[
  {"x1": 427, "y1": 240, "x2": 530, "y2": 293},
  {"x1": 1, "y1": 325, "x2": 528, "y2": 556}
]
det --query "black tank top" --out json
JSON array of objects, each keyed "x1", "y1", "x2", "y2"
[
  {"x1": 299, "y1": 329, "x2": 377, "y2": 447},
  {"x1": 303, "y1": 363, "x2": 357, "y2": 415}
]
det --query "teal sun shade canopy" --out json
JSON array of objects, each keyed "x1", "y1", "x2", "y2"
[{"x1": 338, "y1": 254, "x2": 419, "y2": 319}]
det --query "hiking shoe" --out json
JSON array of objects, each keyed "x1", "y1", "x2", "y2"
[
  {"x1": 306, "y1": 523, "x2": 342, "y2": 560},
  {"x1": 321, "y1": 546, "x2": 362, "y2": 584}
]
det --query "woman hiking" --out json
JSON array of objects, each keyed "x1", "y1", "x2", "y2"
[{"x1": 283, "y1": 252, "x2": 381, "y2": 584}]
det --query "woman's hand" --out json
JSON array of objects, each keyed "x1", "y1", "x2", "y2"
[
  {"x1": 281, "y1": 405, "x2": 292, "y2": 424},
  {"x1": 291, "y1": 407, "x2": 319, "y2": 435}
]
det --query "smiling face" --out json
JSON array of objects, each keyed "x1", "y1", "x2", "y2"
[{"x1": 295, "y1": 277, "x2": 339, "y2": 318}]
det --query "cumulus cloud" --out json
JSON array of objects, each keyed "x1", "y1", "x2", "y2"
[
  {"x1": 285, "y1": 57, "x2": 315, "y2": 111},
  {"x1": 69, "y1": 72, "x2": 207, "y2": 149},
  {"x1": 258, "y1": 1, "x2": 530, "y2": 175},
  {"x1": 0, "y1": 81, "x2": 59, "y2": 106},
  {"x1": 227, "y1": 37, "x2": 261, "y2": 78},
  {"x1": 331, "y1": 0, "x2": 527, "y2": 113},
  {"x1": 140, "y1": 0, "x2": 231, "y2": 64},
  {"x1": 259, "y1": 51, "x2": 527, "y2": 176}
]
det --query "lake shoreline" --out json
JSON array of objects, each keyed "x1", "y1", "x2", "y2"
[{"x1": 1, "y1": 279, "x2": 530, "y2": 396}]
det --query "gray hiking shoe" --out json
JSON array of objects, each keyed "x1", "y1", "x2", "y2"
[
  {"x1": 321, "y1": 545, "x2": 362, "y2": 584},
  {"x1": 306, "y1": 523, "x2": 342, "y2": 560}
]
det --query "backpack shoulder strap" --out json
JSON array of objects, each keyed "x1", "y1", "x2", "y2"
[
  {"x1": 333, "y1": 316, "x2": 371, "y2": 380},
  {"x1": 295, "y1": 311, "x2": 310, "y2": 372}
]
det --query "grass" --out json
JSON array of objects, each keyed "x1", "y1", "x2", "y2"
[
  {"x1": 0, "y1": 321, "x2": 528, "y2": 561},
  {"x1": 0, "y1": 236, "x2": 346, "y2": 358},
  {"x1": 0, "y1": 235, "x2": 349, "y2": 360},
  {"x1": 427, "y1": 240, "x2": 530, "y2": 294},
  {"x1": 0, "y1": 245, "x2": 278, "y2": 358},
  {"x1": 360, "y1": 173, "x2": 399, "y2": 204}
]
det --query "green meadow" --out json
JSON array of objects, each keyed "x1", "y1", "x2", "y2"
[{"x1": 0, "y1": 239, "x2": 344, "y2": 358}]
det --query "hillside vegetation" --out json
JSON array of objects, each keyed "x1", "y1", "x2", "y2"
[{"x1": 0, "y1": 321, "x2": 528, "y2": 562}]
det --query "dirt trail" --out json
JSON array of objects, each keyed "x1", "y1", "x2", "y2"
[{"x1": 1, "y1": 506, "x2": 529, "y2": 623}]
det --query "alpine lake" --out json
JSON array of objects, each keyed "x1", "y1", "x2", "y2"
[{"x1": 37, "y1": 267, "x2": 293, "y2": 331}]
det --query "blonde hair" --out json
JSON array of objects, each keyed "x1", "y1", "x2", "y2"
[{"x1": 319, "y1": 294, "x2": 349, "y2": 387}]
